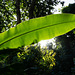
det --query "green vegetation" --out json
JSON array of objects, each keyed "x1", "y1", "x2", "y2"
[
  {"x1": 0, "y1": 14, "x2": 75, "y2": 50},
  {"x1": 0, "y1": 45, "x2": 56, "y2": 75},
  {"x1": 0, "y1": 13, "x2": 75, "y2": 75},
  {"x1": 0, "y1": 0, "x2": 75, "y2": 75}
]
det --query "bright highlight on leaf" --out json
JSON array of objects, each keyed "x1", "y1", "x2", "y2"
[{"x1": 0, "y1": 14, "x2": 75, "y2": 50}]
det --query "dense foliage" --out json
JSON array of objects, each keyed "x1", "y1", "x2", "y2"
[
  {"x1": 0, "y1": 0, "x2": 63, "y2": 32},
  {"x1": 0, "y1": 45, "x2": 56, "y2": 75},
  {"x1": 0, "y1": 0, "x2": 75, "y2": 75},
  {"x1": 0, "y1": 0, "x2": 16, "y2": 32},
  {"x1": 53, "y1": 3, "x2": 75, "y2": 75}
]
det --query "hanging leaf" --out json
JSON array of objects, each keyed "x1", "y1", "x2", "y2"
[{"x1": 0, "y1": 14, "x2": 75, "y2": 50}]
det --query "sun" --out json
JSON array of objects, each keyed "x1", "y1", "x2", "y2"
[{"x1": 38, "y1": 38, "x2": 56, "y2": 48}]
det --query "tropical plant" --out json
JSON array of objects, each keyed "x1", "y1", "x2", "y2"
[
  {"x1": 17, "y1": 45, "x2": 56, "y2": 75},
  {"x1": 0, "y1": 45, "x2": 56, "y2": 75},
  {"x1": 0, "y1": 14, "x2": 75, "y2": 50}
]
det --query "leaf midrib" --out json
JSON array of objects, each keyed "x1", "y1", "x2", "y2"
[{"x1": 0, "y1": 20, "x2": 75, "y2": 46}]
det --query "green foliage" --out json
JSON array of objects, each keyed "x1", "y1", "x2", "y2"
[
  {"x1": 40, "y1": 49, "x2": 56, "y2": 69},
  {"x1": 52, "y1": 4, "x2": 75, "y2": 75},
  {"x1": 62, "y1": 3, "x2": 75, "y2": 14},
  {"x1": 16, "y1": 45, "x2": 56, "y2": 75},
  {"x1": 0, "y1": 0, "x2": 16, "y2": 32},
  {"x1": 0, "y1": 0, "x2": 60, "y2": 32},
  {"x1": 1, "y1": 0, "x2": 75, "y2": 75},
  {"x1": 17, "y1": 46, "x2": 56, "y2": 69},
  {"x1": 0, "y1": 14, "x2": 75, "y2": 50},
  {"x1": 0, "y1": 0, "x2": 63, "y2": 32},
  {"x1": 0, "y1": 45, "x2": 56, "y2": 75},
  {"x1": 20, "y1": 0, "x2": 60, "y2": 19}
]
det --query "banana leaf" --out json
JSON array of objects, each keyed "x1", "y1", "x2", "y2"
[{"x1": 0, "y1": 14, "x2": 75, "y2": 50}]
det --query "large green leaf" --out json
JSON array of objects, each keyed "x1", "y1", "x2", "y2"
[{"x1": 0, "y1": 14, "x2": 75, "y2": 50}]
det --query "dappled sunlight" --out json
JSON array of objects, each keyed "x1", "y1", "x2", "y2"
[
  {"x1": 53, "y1": 0, "x2": 75, "y2": 14},
  {"x1": 38, "y1": 38, "x2": 56, "y2": 48},
  {"x1": 0, "y1": 45, "x2": 56, "y2": 75}
]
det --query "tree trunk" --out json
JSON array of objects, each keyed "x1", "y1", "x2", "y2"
[
  {"x1": 29, "y1": 0, "x2": 35, "y2": 19},
  {"x1": 29, "y1": 0, "x2": 38, "y2": 19},
  {"x1": 16, "y1": 0, "x2": 21, "y2": 24}
]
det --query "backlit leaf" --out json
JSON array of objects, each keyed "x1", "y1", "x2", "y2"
[{"x1": 0, "y1": 14, "x2": 75, "y2": 50}]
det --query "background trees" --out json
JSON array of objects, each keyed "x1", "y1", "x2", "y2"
[
  {"x1": 0, "y1": 0, "x2": 62, "y2": 74},
  {"x1": 1, "y1": 0, "x2": 75, "y2": 75},
  {"x1": 0, "y1": 0, "x2": 15, "y2": 32},
  {"x1": 53, "y1": 3, "x2": 75, "y2": 75},
  {"x1": 0, "y1": 0, "x2": 63, "y2": 32}
]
